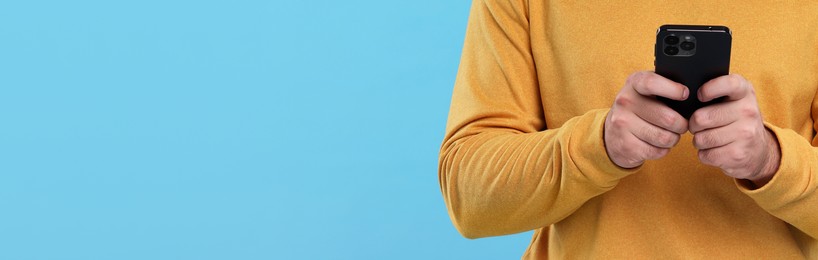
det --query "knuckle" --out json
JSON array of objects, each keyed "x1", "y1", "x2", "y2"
[
  {"x1": 628, "y1": 144, "x2": 644, "y2": 158},
  {"x1": 696, "y1": 132, "x2": 718, "y2": 149},
  {"x1": 693, "y1": 134, "x2": 706, "y2": 149},
  {"x1": 740, "y1": 106, "x2": 759, "y2": 119},
  {"x1": 643, "y1": 145, "x2": 662, "y2": 159},
  {"x1": 669, "y1": 133, "x2": 681, "y2": 146},
  {"x1": 610, "y1": 114, "x2": 629, "y2": 128},
  {"x1": 653, "y1": 148, "x2": 670, "y2": 159},
  {"x1": 614, "y1": 94, "x2": 632, "y2": 108},
  {"x1": 626, "y1": 72, "x2": 641, "y2": 86},
  {"x1": 677, "y1": 119, "x2": 689, "y2": 133},
  {"x1": 706, "y1": 132, "x2": 720, "y2": 146},
  {"x1": 690, "y1": 111, "x2": 710, "y2": 129},
  {"x1": 739, "y1": 125, "x2": 756, "y2": 140},
  {"x1": 689, "y1": 114, "x2": 701, "y2": 130},
  {"x1": 655, "y1": 131, "x2": 675, "y2": 148},
  {"x1": 692, "y1": 134, "x2": 702, "y2": 148},
  {"x1": 657, "y1": 109, "x2": 677, "y2": 129},
  {"x1": 642, "y1": 75, "x2": 657, "y2": 92},
  {"x1": 730, "y1": 148, "x2": 748, "y2": 162},
  {"x1": 727, "y1": 74, "x2": 744, "y2": 89},
  {"x1": 637, "y1": 143, "x2": 659, "y2": 160},
  {"x1": 702, "y1": 108, "x2": 719, "y2": 124},
  {"x1": 627, "y1": 71, "x2": 648, "y2": 88}
]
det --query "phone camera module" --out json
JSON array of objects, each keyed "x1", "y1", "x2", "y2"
[
  {"x1": 680, "y1": 41, "x2": 695, "y2": 51},
  {"x1": 663, "y1": 33, "x2": 696, "y2": 57},
  {"x1": 664, "y1": 46, "x2": 679, "y2": 55},
  {"x1": 664, "y1": 35, "x2": 680, "y2": 45}
]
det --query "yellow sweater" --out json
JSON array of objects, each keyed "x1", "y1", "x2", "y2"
[{"x1": 439, "y1": 0, "x2": 818, "y2": 258}]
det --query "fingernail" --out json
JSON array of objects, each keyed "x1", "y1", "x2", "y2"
[{"x1": 682, "y1": 88, "x2": 689, "y2": 100}]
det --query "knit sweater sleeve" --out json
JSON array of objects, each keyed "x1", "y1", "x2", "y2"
[
  {"x1": 735, "y1": 104, "x2": 818, "y2": 239},
  {"x1": 438, "y1": 0, "x2": 638, "y2": 239}
]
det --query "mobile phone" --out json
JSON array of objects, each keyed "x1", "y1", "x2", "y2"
[{"x1": 654, "y1": 24, "x2": 732, "y2": 119}]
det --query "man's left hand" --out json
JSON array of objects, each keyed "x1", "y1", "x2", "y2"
[{"x1": 688, "y1": 74, "x2": 780, "y2": 187}]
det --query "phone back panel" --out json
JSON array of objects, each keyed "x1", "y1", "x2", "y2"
[{"x1": 655, "y1": 25, "x2": 732, "y2": 119}]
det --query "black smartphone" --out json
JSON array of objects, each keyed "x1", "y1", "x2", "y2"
[{"x1": 654, "y1": 24, "x2": 732, "y2": 119}]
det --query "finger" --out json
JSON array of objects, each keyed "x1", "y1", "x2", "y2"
[
  {"x1": 629, "y1": 116, "x2": 681, "y2": 149},
  {"x1": 628, "y1": 71, "x2": 689, "y2": 101},
  {"x1": 607, "y1": 112, "x2": 671, "y2": 166},
  {"x1": 618, "y1": 130, "x2": 670, "y2": 163},
  {"x1": 631, "y1": 98, "x2": 688, "y2": 134},
  {"x1": 689, "y1": 101, "x2": 741, "y2": 133},
  {"x1": 698, "y1": 74, "x2": 750, "y2": 102},
  {"x1": 629, "y1": 131, "x2": 671, "y2": 161},
  {"x1": 698, "y1": 142, "x2": 751, "y2": 177},
  {"x1": 692, "y1": 125, "x2": 737, "y2": 150},
  {"x1": 697, "y1": 147, "x2": 722, "y2": 168}
]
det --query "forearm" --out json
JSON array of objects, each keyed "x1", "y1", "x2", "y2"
[{"x1": 439, "y1": 109, "x2": 637, "y2": 238}]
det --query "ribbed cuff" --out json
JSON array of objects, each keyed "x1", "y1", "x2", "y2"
[
  {"x1": 735, "y1": 122, "x2": 812, "y2": 211},
  {"x1": 565, "y1": 108, "x2": 641, "y2": 189}
]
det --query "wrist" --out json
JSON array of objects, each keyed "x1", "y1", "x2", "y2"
[{"x1": 748, "y1": 128, "x2": 780, "y2": 188}]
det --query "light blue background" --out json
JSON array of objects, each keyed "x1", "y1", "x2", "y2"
[{"x1": 0, "y1": 1, "x2": 533, "y2": 259}]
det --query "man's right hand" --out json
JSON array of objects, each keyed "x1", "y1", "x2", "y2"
[{"x1": 604, "y1": 71, "x2": 690, "y2": 168}]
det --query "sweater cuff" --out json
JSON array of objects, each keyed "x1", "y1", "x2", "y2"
[
  {"x1": 565, "y1": 108, "x2": 641, "y2": 189},
  {"x1": 734, "y1": 122, "x2": 809, "y2": 211}
]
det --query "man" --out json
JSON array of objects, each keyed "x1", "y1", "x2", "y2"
[{"x1": 438, "y1": 0, "x2": 818, "y2": 258}]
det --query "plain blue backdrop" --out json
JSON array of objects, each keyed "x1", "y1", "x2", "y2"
[{"x1": 0, "y1": 0, "x2": 533, "y2": 259}]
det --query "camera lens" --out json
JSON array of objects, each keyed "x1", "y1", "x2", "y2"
[
  {"x1": 664, "y1": 35, "x2": 680, "y2": 45},
  {"x1": 664, "y1": 46, "x2": 679, "y2": 55},
  {"x1": 680, "y1": 41, "x2": 695, "y2": 50}
]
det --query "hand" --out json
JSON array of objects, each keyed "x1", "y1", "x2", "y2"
[
  {"x1": 605, "y1": 71, "x2": 689, "y2": 168},
  {"x1": 688, "y1": 74, "x2": 780, "y2": 187}
]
